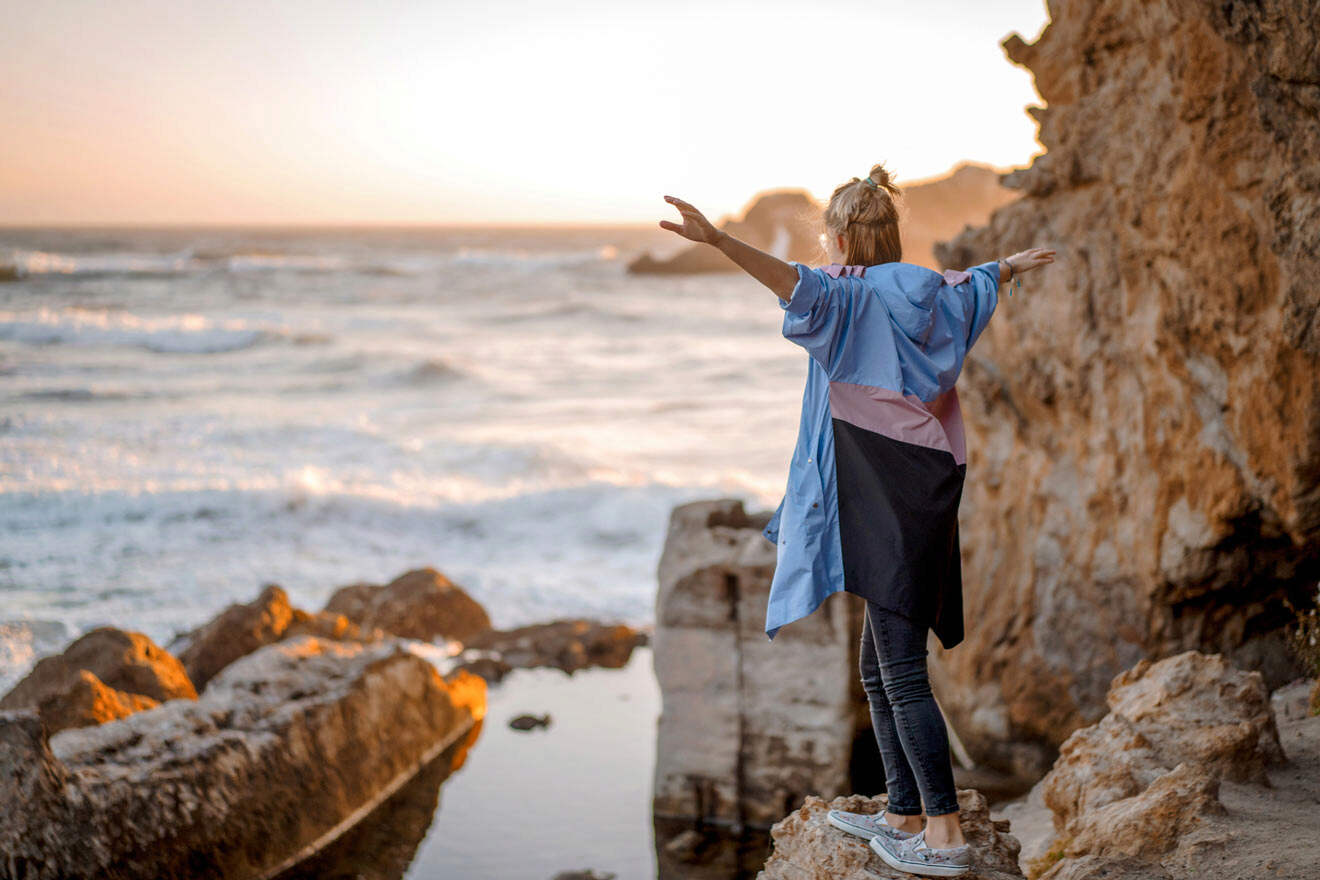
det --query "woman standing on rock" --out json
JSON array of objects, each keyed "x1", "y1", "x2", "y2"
[{"x1": 659, "y1": 166, "x2": 1053, "y2": 878}]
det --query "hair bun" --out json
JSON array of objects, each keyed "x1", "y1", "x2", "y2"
[{"x1": 868, "y1": 163, "x2": 897, "y2": 192}]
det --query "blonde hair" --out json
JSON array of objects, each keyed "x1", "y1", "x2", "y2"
[{"x1": 823, "y1": 162, "x2": 902, "y2": 266}]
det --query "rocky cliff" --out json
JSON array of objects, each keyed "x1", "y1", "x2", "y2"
[{"x1": 931, "y1": 0, "x2": 1320, "y2": 779}]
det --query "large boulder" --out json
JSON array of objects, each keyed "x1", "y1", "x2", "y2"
[
  {"x1": 0, "y1": 627, "x2": 196, "y2": 718},
  {"x1": 652, "y1": 499, "x2": 871, "y2": 830},
  {"x1": 0, "y1": 636, "x2": 486, "y2": 880},
  {"x1": 172, "y1": 583, "x2": 374, "y2": 690},
  {"x1": 324, "y1": 567, "x2": 492, "y2": 644},
  {"x1": 756, "y1": 790, "x2": 1025, "y2": 880},
  {"x1": 1024, "y1": 650, "x2": 1292, "y2": 878},
  {"x1": 929, "y1": 0, "x2": 1320, "y2": 777}
]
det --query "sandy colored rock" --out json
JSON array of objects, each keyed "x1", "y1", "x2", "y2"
[
  {"x1": 324, "y1": 567, "x2": 492, "y2": 643},
  {"x1": 463, "y1": 618, "x2": 645, "y2": 673},
  {"x1": 927, "y1": 0, "x2": 1320, "y2": 778},
  {"x1": 756, "y1": 789, "x2": 1025, "y2": 880},
  {"x1": 0, "y1": 636, "x2": 485, "y2": 880},
  {"x1": 653, "y1": 499, "x2": 870, "y2": 830},
  {"x1": 172, "y1": 583, "x2": 376, "y2": 690},
  {"x1": 0, "y1": 626, "x2": 196, "y2": 715}
]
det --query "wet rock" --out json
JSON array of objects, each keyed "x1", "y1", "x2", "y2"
[
  {"x1": 0, "y1": 636, "x2": 486, "y2": 880},
  {"x1": 453, "y1": 653, "x2": 513, "y2": 683},
  {"x1": 509, "y1": 712, "x2": 551, "y2": 730},
  {"x1": 464, "y1": 618, "x2": 645, "y2": 673},
  {"x1": 325, "y1": 567, "x2": 492, "y2": 643},
  {"x1": 172, "y1": 583, "x2": 375, "y2": 690},
  {"x1": 756, "y1": 789, "x2": 1025, "y2": 879},
  {"x1": 653, "y1": 499, "x2": 870, "y2": 830},
  {"x1": 929, "y1": 0, "x2": 1320, "y2": 777},
  {"x1": 0, "y1": 626, "x2": 196, "y2": 716},
  {"x1": 549, "y1": 871, "x2": 617, "y2": 880}
]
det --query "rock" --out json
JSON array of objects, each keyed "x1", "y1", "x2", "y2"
[
  {"x1": 509, "y1": 712, "x2": 551, "y2": 730},
  {"x1": 31, "y1": 669, "x2": 159, "y2": 735},
  {"x1": 324, "y1": 567, "x2": 492, "y2": 643},
  {"x1": 755, "y1": 789, "x2": 1025, "y2": 879},
  {"x1": 549, "y1": 871, "x2": 617, "y2": 880},
  {"x1": 464, "y1": 618, "x2": 646, "y2": 673},
  {"x1": 1029, "y1": 651, "x2": 1289, "y2": 877},
  {"x1": 173, "y1": 583, "x2": 376, "y2": 690},
  {"x1": 1269, "y1": 677, "x2": 1316, "y2": 722},
  {"x1": 928, "y1": 0, "x2": 1320, "y2": 776},
  {"x1": 0, "y1": 636, "x2": 486, "y2": 880},
  {"x1": 652, "y1": 499, "x2": 871, "y2": 830},
  {"x1": 453, "y1": 653, "x2": 514, "y2": 683},
  {"x1": 0, "y1": 626, "x2": 196, "y2": 716},
  {"x1": 630, "y1": 164, "x2": 1018, "y2": 275}
]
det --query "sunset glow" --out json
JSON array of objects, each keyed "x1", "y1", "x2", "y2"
[{"x1": 1, "y1": 0, "x2": 1049, "y2": 225}]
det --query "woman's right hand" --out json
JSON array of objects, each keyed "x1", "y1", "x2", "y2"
[{"x1": 1005, "y1": 247, "x2": 1056, "y2": 276}]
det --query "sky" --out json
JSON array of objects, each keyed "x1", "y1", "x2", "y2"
[{"x1": 0, "y1": 0, "x2": 1050, "y2": 226}]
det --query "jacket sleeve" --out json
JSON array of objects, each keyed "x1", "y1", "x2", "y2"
[
  {"x1": 956, "y1": 260, "x2": 1001, "y2": 350},
  {"x1": 779, "y1": 262, "x2": 863, "y2": 373}
]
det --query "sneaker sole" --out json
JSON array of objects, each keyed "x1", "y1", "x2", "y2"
[
  {"x1": 868, "y1": 835, "x2": 971, "y2": 877},
  {"x1": 826, "y1": 810, "x2": 879, "y2": 840}
]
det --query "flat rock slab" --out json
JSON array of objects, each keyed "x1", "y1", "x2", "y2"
[{"x1": 0, "y1": 636, "x2": 485, "y2": 880}]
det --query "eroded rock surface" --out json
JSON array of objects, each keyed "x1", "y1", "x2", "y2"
[
  {"x1": 1021, "y1": 651, "x2": 1293, "y2": 878},
  {"x1": 0, "y1": 636, "x2": 485, "y2": 880},
  {"x1": 325, "y1": 567, "x2": 492, "y2": 643},
  {"x1": 756, "y1": 790, "x2": 1025, "y2": 880},
  {"x1": 930, "y1": 0, "x2": 1320, "y2": 776}
]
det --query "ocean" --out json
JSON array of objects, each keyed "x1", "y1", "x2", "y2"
[{"x1": 0, "y1": 225, "x2": 810, "y2": 692}]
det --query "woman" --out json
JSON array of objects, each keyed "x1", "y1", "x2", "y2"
[{"x1": 659, "y1": 165, "x2": 1054, "y2": 878}]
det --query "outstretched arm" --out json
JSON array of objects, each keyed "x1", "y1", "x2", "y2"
[
  {"x1": 659, "y1": 195, "x2": 798, "y2": 301},
  {"x1": 998, "y1": 247, "x2": 1056, "y2": 282}
]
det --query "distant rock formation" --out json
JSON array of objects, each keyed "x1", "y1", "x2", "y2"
[
  {"x1": 461, "y1": 618, "x2": 647, "y2": 675},
  {"x1": 0, "y1": 637, "x2": 485, "y2": 880},
  {"x1": 629, "y1": 163, "x2": 1017, "y2": 275},
  {"x1": 928, "y1": 0, "x2": 1320, "y2": 779},
  {"x1": 0, "y1": 627, "x2": 195, "y2": 733},
  {"x1": 756, "y1": 789, "x2": 1026, "y2": 880},
  {"x1": 651, "y1": 498, "x2": 871, "y2": 831}
]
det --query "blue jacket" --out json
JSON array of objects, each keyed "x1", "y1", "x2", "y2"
[{"x1": 761, "y1": 259, "x2": 1002, "y2": 644}]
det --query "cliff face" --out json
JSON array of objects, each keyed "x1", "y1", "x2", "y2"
[{"x1": 932, "y1": 0, "x2": 1320, "y2": 777}]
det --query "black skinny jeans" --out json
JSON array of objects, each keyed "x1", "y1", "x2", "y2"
[{"x1": 859, "y1": 600, "x2": 960, "y2": 817}]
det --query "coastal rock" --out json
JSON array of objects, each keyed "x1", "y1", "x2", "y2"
[
  {"x1": 1023, "y1": 651, "x2": 1293, "y2": 878},
  {"x1": 929, "y1": 0, "x2": 1320, "y2": 777},
  {"x1": 756, "y1": 790, "x2": 1025, "y2": 880},
  {"x1": 652, "y1": 499, "x2": 869, "y2": 830},
  {"x1": 0, "y1": 636, "x2": 486, "y2": 880},
  {"x1": 0, "y1": 626, "x2": 196, "y2": 716},
  {"x1": 630, "y1": 164, "x2": 1018, "y2": 275},
  {"x1": 463, "y1": 618, "x2": 646, "y2": 673},
  {"x1": 27, "y1": 669, "x2": 160, "y2": 735},
  {"x1": 324, "y1": 567, "x2": 492, "y2": 643},
  {"x1": 172, "y1": 583, "x2": 374, "y2": 690}
]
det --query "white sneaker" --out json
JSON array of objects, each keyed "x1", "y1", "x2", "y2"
[
  {"x1": 826, "y1": 808, "x2": 919, "y2": 843},
  {"x1": 869, "y1": 828, "x2": 972, "y2": 877}
]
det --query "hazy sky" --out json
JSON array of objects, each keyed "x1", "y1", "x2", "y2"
[{"x1": 1, "y1": 0, "x2": 1049, "y2": 226}]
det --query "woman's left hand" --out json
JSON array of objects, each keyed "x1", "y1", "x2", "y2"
[{"x1": 659, "y1": 195, "x2": 727, "y2": 246}]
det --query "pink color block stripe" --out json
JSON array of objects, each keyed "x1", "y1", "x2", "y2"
[
  {"x1": 822, "y1": 263, "x2": 868, "y2": 278},
  {"x1": 828, "y1": 382, "x2": 967, "y2": 465}
]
